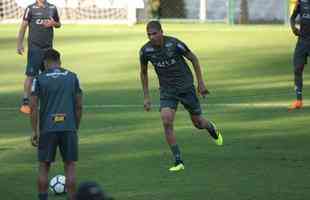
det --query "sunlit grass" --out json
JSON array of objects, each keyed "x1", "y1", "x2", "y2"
[{"x1": 0, "y1": 24, "x2": 309, "y2": 200}]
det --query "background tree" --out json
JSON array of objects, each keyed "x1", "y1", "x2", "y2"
[{"x1": 239, "y1": 0, "x2": 249, "y2": 24}]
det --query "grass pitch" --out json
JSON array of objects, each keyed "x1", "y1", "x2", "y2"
[{"x1": 0, "y1": 23, "x2": 309, "y2": 200}]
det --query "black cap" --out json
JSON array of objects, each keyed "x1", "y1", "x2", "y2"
[{"x1": 76, "y1": 182, "x2": 114, "y2": 200}]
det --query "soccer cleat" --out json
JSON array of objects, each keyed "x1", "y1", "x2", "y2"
[
  {"x1": 288, "y1": 100, "x2": 303, "y2": 111},
  {"x1": 214, "y1": 131, "x2": 223, "y2": 146},
  {"x1": 20, "y1": 98, "x2": 31, "y2": 114},
  {"x1": 169, "y1": 162, "x2": 185, "y2": 172},
  {"x1": 210, "y1": 121, "x2": 223, "y2": 146}
]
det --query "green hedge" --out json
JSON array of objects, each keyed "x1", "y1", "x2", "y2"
[{"x1": 149, "y1": 0, "x2": 186, "y2": 19}]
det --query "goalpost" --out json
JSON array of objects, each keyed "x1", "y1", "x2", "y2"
[{"x1": 0, "y1": 0, "x2": 144, "y2": 25}]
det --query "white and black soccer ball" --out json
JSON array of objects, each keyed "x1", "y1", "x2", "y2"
[{"x1": 49, "y1": 175, "x2": 66, "y2": 195}]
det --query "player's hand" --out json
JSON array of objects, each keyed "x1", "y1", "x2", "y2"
[
  {"x1": 292, "y1": 26, "x2": 300, "y2": 36},
  {"x1": 197, "y1": 82, "x2": 210, "y2": 98},
  {"x1": 42, "y1": 17, "x2": 56, "y2": 28},
  {"x1": 17, "y1": 43, "x2": 24, "y2": 55},
  {"x1": 143, "y1": 98, "x2": 151, "y2": 112},
  {"x1": 31, "y1": 132, "x2": 39, "y2": 147}
]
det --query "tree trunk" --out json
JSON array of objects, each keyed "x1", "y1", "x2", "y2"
[{"x1": 239, "y1": 0, "x2": 248, "y2": 24}]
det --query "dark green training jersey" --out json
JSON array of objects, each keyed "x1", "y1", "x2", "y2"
[
  {"x1": 31, "y1": 68, "x2": 82, "y2": 133},
  {"x1": 292, "y1": 0, "x2": 310, "y2": 42},
  {"x1": 23, "y1": 2, "x2": 60, "y2": 49},
  {"x1": 140, "y1": 36, "x2": 194, "y2": 91}
]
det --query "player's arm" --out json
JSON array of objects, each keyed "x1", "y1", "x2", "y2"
[
  {"x1": 30, "y1": 95, "x2": 39, "y2": 147},
  {"x1": 74, "y1": 75, "x2": 83, "y2": 129},
  {"x1": 43, "y1": 8, "x2": 61, "y2": 28},
  {"x1": 184, "y1": 51, "x2": 209, "y2": 97},
  {"x1": 30, "y1": 78, "x2": 40, "y2": 147},
  {"x1": 51, "y1": 8, "x2": 61, "y2": 28},
  {"x1": 139, "y1": 48, "x2": 151, "y2": 111},
  {"x1": 54, "y1": 21, "x2": 61, "y2": 28},
  {"x1": 47, "y1": 17, "x2": 61, "y2": 28},
  {"x1": 17, "y1": 20, "x2": 28, "y2": 55},
  {"x1": 42, "y1": 17, "x2": 61, "y2": 28},
  {"x1": 140, "y1": 62, "x2": 151, "y2": 111},
  {"x1": 75, "y1": 94, "x2": 83, "y2": 130},
  {"x1": 53, "y1": 12, "x2": 61, "y2": 28},
  {"x1": 17, "y1": 7, "x2": 30, "y2": 55},
  {"x1": 175, "y1": 39, "x2": 209, "y2": 96},
  {"x1": 54, "y1": 7, "x2": 61, "y2": 28},
  {"x1": 290, "y1": 0, "x2": 300, "y2": 36}
]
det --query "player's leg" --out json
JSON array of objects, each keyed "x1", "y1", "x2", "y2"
[
  {"x1": 20, "y1": 75, "x2": 33, "y2": 114},
  {"x1": 21, "y1": 49, "x2": 34, "y2": 114},
  {"x1": 190, "y1": 115, "x2": 223, "y2": 146},
  {"x1": 159, "y1": 90, "x2": 184, "y2": 171},
  {"x1": 289, "y1": 40, "x2": 307, "y2": 110},
  {"x1": 294, "y1": 64, "x2": 304, "y2": 99},
  {"x1": 180, "y1": 86, "x2": 223, "y2": 145},
  {"x1": 37, "y1": 133, "x2": 57, "y2": 200},
  {"x1": 59, "y1": 131, "x2": 78, "y2": 200},
  {"x1": 161, "y1": 108, "x2": 178, "y2": 159},
  {"x1": 161, "y1": 107, "x2": 184, "y2": 171},
  {"x1": 37, "y1": 162, "x2": 51, "y2": 200},
  {"x1": 64, "y1": 161, "x2": 76, "y2": 200},
  {"x1": 20, "y1": 48, "x2": 44, "y2": 114}
]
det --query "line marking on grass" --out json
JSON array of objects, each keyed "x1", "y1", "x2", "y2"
[{"x1": 0, "y1": 102, "x2": 295, "y2": 111}]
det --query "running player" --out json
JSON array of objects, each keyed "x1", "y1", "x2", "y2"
[{"x1": 139, "y1": 21, "x2": 223, "y2": 172}]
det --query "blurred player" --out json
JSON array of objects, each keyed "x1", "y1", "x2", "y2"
[
  {"x1": 139, "y1": 21, "x2": 223, "y2": 172},
  {"x1": 17, "y1": 0, "x2": 61, "y2": 114},
  {"x1": 289, "y1": 0, "x2": 310, "y2": 110},
  {"x1": 76, "y1": 181, "x2": 114, "y2": 200},
  {"x1": 30, "y1": 49, "x2": 83, "y2": 200}
]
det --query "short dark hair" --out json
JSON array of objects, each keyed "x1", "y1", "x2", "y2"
[
  {"x1": 146, "y1": 20, "x2": 162, "y2": 31},
  {"x1": 76, "y1": 181, "x2": 114, "y2": 200},
  {"x1": 43, "y1": 48, "x2": 61, "y2": 62}
]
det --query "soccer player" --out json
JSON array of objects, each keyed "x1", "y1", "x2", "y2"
[
  {"x1": 289, "y1": 0, "x2": 310, "y2": 110},
  {"x1": 17, "y1": 0, "x2": 61, "y2": 114},
  {"x1": 30, "y1": 49, "x2": 83, "y2": 200},
  {"x1": 139, "y1": 21, "x2": 223, "y2": 172}
]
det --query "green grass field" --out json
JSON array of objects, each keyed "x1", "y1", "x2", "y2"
[{"x1": 0, "y1": 23, "x2": 309, "y2": 200}]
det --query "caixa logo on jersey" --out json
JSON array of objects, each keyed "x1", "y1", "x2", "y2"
[
  {"x1": 36, "y1": 19, "x2": 50, "y2": 25},
  {"x1": 155, "y1": 58, "x2": 177, "y2": 68}
]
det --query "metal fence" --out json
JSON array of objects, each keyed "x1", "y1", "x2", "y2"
[
  {"x1": 0, "y1": 0, "x2": 293, "y2": 24},
  {"x1": 145, "y1": 0, "x2": 291, "y2": 24}
]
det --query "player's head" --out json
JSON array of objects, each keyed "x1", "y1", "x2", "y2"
[
  {"x1": 43, "y1": 48, "x2": 61, "y2": 69},
  {"x1": 146, "y1": 20, "x2": 163, "y2": 46},
  {"x1": 75, "y1": 181, "x2": 114, "y2": 200}
]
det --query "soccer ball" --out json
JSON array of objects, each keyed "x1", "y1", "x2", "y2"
[{"x1": 49, "y1": 175, "x2": 66, "y2": 195}]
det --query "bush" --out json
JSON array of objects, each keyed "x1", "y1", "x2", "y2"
[{"x1": 148, "y1": 0, "x2": 186, "y2": 19}]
